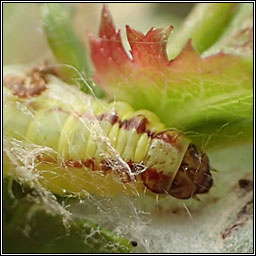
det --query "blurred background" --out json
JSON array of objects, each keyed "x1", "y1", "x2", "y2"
[{"x1": 3, "y1": 3, "x2": 195, "y2": 65}]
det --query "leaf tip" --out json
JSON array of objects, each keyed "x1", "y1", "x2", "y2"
[{"x1": 99, "y1": 4, "x2": 116, "y2": 38}]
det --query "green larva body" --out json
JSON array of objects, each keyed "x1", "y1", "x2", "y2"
[{"x1": 3, "y1": 66, "x2": 212, "y2": 198}]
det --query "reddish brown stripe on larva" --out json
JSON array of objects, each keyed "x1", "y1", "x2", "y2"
[
  {"x1": 37, "y1": 154, "x2": 140, "y2": 183},
  {"x1": 65, "y1": 159, "x2": 96, "y2": 170},
  {"x1": 154, "y1": 130, "x2": 185, "y2": 152},
  {"x1": 97, "y1": 113, "x2": 150, "y2": 134},
  {"x1": 96, "y1": 111, "x2": 157, "y2": 140},
  {"x1": 97, "y1": 113, "x2": 119, "y2": 125},
  {"x1": 121, "y1": 115, "x2": 148, "y2": 134},
  {"x1": 154, "y1": 131, "x2": 177, "y2": 144}
]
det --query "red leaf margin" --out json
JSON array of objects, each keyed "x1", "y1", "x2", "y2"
[
  {"x1": 88, "y1": 5, "x2": 177, "y2": 72},
  {"x1": 89, "y1": 5, "x2": 225, "y2": 87}
]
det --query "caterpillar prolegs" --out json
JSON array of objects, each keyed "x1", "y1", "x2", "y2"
[{"x1": 3, "y1": 65, "x2": 213, "y2": 199}]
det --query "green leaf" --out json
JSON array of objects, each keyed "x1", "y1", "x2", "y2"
[
  {"x1": 167, "y1": 3, "x2": 238, "y2": 58},
  {"x1": 89, "y1": 5, "x2": 253, "y2": 149},
  {"x1": 3, "y1": 179, "x2": 133, "y2": 253},
  {"x1": 205, "y1": 3, "x2": 253, "y2": 56},
  {"x1": 41, "y1": 3, "x2": 104, "y2": 97}
]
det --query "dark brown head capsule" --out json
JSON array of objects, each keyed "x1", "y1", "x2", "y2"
[{"x1": 169, "y1": 143, "x2": 213, "y2": 199}]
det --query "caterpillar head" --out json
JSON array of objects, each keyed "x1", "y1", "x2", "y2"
[
  {"x1": 141, "y1": 130, "x2": 213, "y2": 199},
  {"x1": 169, "y1": 143, "x2": 213, "y2": 199}
]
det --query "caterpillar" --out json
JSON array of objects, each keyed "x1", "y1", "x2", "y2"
[{"x1": 3, "y1": 65, "x2": 213, "y2": 199}]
